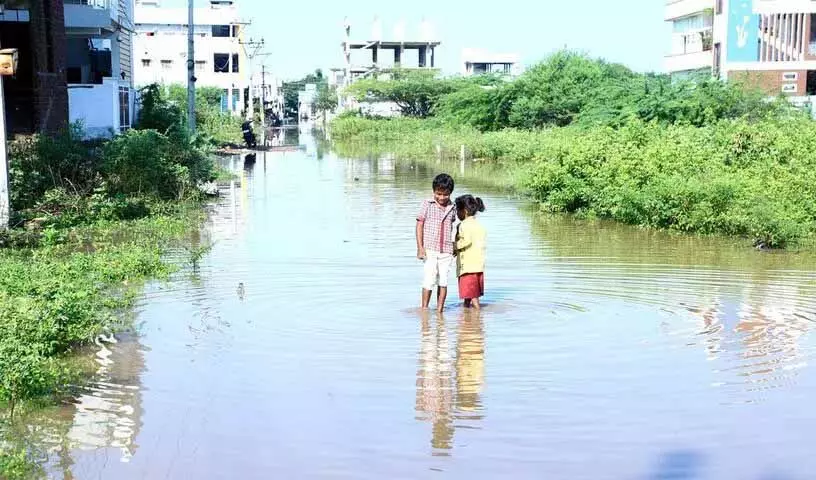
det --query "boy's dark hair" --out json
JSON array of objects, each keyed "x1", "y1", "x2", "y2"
[
  {"x1": 432, "y1": 174, "x2": 455, "y2": 194},
  {"x1": 455, "y1": 195, "x2": 486, "y2": 216}
]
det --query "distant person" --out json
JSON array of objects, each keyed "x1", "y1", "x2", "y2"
[
  {"x1": 454, "y1": 195, "x2": 486, "y2": 309},
  {"x1": 416, "y1": 173, "x2": 456, "y2": 312},
  {"x1": 241, "y1": 120, "x2": 256, "y2": 148}
]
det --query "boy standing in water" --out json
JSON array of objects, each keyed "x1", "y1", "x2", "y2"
[{"x1": 417, "y1": 174, "x2": 456, "y2": 312}]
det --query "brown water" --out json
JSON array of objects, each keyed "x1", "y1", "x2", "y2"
[{"x1": 22, "y1": 135, "x2": 816, "y2": 479}]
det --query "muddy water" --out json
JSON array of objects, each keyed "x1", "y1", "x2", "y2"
[{"x1": 28, "y1": 136, "x2": 816, "y2": 479}]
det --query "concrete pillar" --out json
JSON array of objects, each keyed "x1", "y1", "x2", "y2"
[
  {"x1": 418, "y1": 46, "x2": 427, "y2": 67},
  {"x1": 394, "y1": 47, "x2": 402, "y2": 67}
]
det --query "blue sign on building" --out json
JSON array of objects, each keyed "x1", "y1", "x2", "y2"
[{"x1": 727, "y1": 0, "x2": 760, "y2": 62}]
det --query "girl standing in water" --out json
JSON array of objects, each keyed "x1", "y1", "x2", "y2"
[{"x1": 454, "y1": 195, "x2": 487, "y2": 309}]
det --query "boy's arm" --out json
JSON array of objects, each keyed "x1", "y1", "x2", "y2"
[
  {"x1": 416, "y1": 201, "x2": 428, "y2": 260},
  {"x1": 416, "y1": 220, "x2": 426, "y2": 260}
]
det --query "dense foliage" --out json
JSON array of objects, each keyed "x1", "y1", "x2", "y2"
[
  {"x1": 137, "y1": 84, "x2": 242, "y2": 146},
  {"x1": 331, "y1": 112, "x2": 816, "y2": 249},
  {"x1": 344, "y1": 51, "x2": 792, "y2": 129}
]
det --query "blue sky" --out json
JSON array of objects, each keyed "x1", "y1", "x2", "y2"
[{"x1": 168, "y1": 0, "x2": 669, "y2": 80}]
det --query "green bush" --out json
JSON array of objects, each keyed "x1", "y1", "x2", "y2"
[
  {"x1": 137, "y1": 83, "x2": 242, "y2": 146},
  {"x1": 331, "y1": 115, "x2": 816, "y2": 248},
  {"x1": 7, "y1": 125, "x2": 104, "y2": 211}
]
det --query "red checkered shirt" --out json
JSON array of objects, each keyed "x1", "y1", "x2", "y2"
[{"x1": 417, "y1": 199, "x2": 456, "y2": 254}]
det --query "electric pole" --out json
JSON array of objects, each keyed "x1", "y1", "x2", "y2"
[
  {"x1": 239, "y1": 38, "x2": 264, "y2": 124},
  {"x1": 0, "y1": 66, "x2": 8, "y2": 229},
  {"x1": 186, "y1": 0, "x2": 196, "y2": 132}
]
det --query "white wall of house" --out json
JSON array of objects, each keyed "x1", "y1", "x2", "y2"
[{"x1": 68, "y1": 78, "x2": 133, "y2": 138}]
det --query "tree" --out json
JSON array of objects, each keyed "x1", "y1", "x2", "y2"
[
  {"x1": 345, "y1": 69, "x2": 461, "y2": 118},
  {"x1": 315, "y1": 85, "x2": 338, "y2": 122}
]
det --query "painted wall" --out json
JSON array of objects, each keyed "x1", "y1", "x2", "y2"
[{"x1": 727, "y1": 0, "x2": 760, "y2": 61}]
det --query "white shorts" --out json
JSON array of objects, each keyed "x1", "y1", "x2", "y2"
[{"x1": 422, "y1": 251, "x2": 454, "y2": 290}]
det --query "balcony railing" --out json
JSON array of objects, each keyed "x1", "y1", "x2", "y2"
[{"x1": 64, "y1": 0, "x2": 112, "y2": 7}]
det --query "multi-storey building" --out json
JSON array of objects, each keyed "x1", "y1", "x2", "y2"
[
  {"x1": 133, "y1": 0, "x2": 248, "y2": 115},
  {"x1": 1, "y1": 0, "x2": 135, "y2": 137},
  {"x1": 666, "y1": 0, "x2": 816, "y2": 97}
]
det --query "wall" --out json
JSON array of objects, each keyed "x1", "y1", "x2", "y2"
[
  {"x1": 68, "y1": 79, "x2": 119, "y2": 137},
  {"x1": 132, "y1": 20, "x2": 247, "y2": 113},
  {"x1": 729, "y1": 69, "x2": 807, "y2": 94}
]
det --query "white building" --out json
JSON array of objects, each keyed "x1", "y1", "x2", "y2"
[
  {"x1": 65, "y1": 0, "x2": 136, "y2": 137},
  {"x1": 664, "y1": 0, "x2": 721, "y2": 78},
  {"x1": 461, "y1": 48, "x2": 523, "y2": 77},
  {"x1": 133, "y1": 0, "x2": 248, "y2": 115}
]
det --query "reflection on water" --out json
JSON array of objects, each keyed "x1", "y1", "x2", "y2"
[
  {"x1": 13, "y1": 141, "x2": 816, "y2": 479},
  {"x1": 415, "y1": 309, "x2": 485, "y2": 456}
]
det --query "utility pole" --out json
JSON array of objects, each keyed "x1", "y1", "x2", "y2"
[
  {"x1": 0, "y1": 41, "x2": 11, "y2": 229},
  {"x1": 0, "y1": 70, "x2": 8, "y2": 230},
  {"x1": 261, "y1": 65, "x2": 266, "y2": 131},
  {"x1": 239, "y1": 38, "x2": 264, "y2": 124},
  {"x1": 186, "y1": 0, "x2": 196, "y2": 132}
]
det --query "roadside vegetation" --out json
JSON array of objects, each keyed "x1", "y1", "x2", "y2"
[
  {"x1": 333, "y1": 51, "x2": 814, "y2": 249},
  {"x1": 0, "y1": 84, "x2": 227, "y2": 477}
]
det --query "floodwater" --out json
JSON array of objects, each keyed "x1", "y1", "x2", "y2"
[{"x1": 22, "y1": 132, "x2": 816, "y2": 479}]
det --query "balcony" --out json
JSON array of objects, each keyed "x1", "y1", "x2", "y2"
[
  {"x1": 665, "y1": 50, "x2": 713, "y2": 73},
  {"x1": 64, "y1": 0, "x2": 117, "y2": 32},
  {"x1": 665, "y1": 0, "x2": 713, "y2": 21}
]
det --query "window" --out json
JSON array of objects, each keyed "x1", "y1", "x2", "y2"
[
  {"x1": 214, "y1": 53, "x2": 230, "y2": 73},
  {"x1": 672, "y1": 13, "x2": 713, "y2": 34},
  {"x1": 713, "y1": 43, "x2": 721, "y2": 78},
  {"x1": 212, "y1": 25, "x2": 231, "y2": 37},
  {"x1": 231, "y1": 25, "x2": 240, "y2": 37},
  {"x1": 142, "y1": 59, "x2": 151, "y2": 68},
  {"x1": 231, "y1": 53, "x2": 240, "y2": 73},
  {"x1": 221, "y1": 89, "x2": 229, "y2": 112},
  {"x1": 161, "y1": 59, "x2": 172, "y2": 70},
  {"x1": 119, "y1": 87, "x2": 131, "y2": 132},
  {"x1": 715, "y1": 0, "x2": 722, "y2": 15},
  {"x1": 195, "y1": 60, "x2": 206, "y2": 72},
  {"x1": 232, "y1": 88, "x2": 240, "y2": 112}
]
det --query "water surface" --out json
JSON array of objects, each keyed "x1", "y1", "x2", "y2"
[{"x1": 25, "y1": 137, "x2": 816, "y2": 479}]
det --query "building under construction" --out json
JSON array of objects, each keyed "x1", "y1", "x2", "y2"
[{"x1": 334, "y1": 17, "x2": 441, "y2": 87}]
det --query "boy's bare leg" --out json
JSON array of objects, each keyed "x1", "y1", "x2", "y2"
[
  {"x1": 421, "y1": 289, "x2": 432, "y2": 309},
  {"x1": 437, "y1": 287, "x2": 448, "y2": 312},
  {"x1": 471, "y1": 298, "x2": 481, "y2": 310}
]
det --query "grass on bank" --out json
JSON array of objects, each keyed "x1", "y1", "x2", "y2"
[
  {"x1": 0, "y1": 84, "x2": 230, "y2": 477},
  {"x1": 331, "y1": 116, "x2": 816, "y2": 249}
]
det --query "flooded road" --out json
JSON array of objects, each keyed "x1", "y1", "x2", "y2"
[{"x1": 32, "y1": 134, "x2": 816, "y2": 479}]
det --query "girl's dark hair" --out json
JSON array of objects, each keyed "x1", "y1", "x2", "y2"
[
  {"x1": 455, "y1": 195, "x2": 485, "y2": 216},
  {"x1": 432, "y1": 173, "x2": 455, "y2": 194}
]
